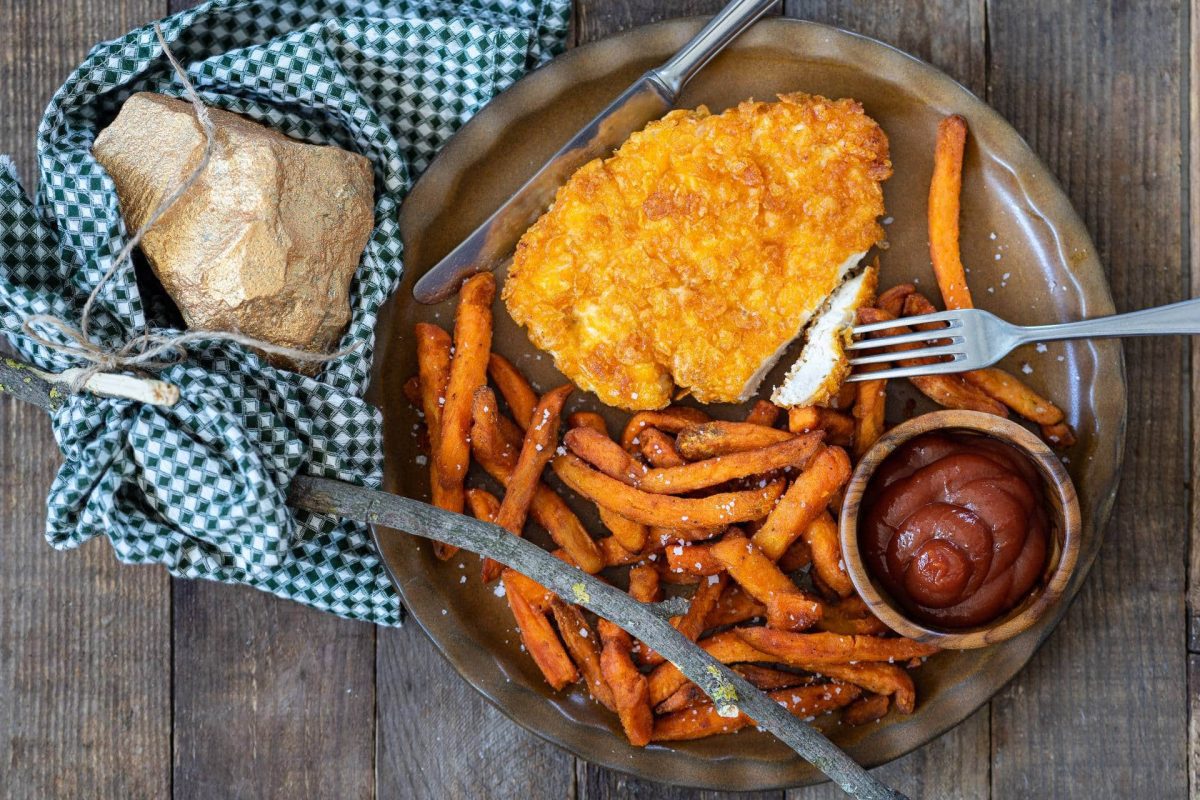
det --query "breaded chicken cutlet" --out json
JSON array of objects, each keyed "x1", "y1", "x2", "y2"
[{"x1": 503, "y1": 92, "x2": 891, "y2": 410}]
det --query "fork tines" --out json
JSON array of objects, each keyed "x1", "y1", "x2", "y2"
[{"x1": 845, "y1": 310, "x2": 969, "y2": 381}]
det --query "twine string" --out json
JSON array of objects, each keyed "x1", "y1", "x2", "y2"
[{"x1": 21, "y1": 23, "x2": 357, "y2": 397}]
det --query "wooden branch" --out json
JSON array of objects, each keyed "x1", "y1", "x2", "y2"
[
  {"x1": 0, "y1": 354, "x2": 60, "y2": 411},
  {"x1": 1, "y1": 350, "x2": 904, "y2": 799},
  {"x1": 290, "y1": 475, "x2": 904, "y2": 800}
]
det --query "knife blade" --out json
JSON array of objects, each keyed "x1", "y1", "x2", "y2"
[{"x1": 413, "y1": 0, "x2": 779, "y2": 304}]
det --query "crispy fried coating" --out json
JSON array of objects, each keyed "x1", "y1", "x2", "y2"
[{"x1": 503, "y1": 92, "x2": 891, "y2": 410}]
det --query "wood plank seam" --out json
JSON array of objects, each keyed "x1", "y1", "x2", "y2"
[{"x1": 1187, "y1": 0, "x2": 1200, "y2": 657}]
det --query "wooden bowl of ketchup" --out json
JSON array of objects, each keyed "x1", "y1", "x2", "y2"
[{"x1": 840, "y1": 410, "x2": 1081, "y2": 649}]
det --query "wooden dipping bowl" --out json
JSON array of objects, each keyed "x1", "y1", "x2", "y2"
[{"x1": 839, "y1": 410, "x2": 1082, "y2": 650}]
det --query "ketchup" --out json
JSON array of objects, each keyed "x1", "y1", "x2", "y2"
[{"x1": 860, "y1": 432, "x2": 1050, "y2": 629}]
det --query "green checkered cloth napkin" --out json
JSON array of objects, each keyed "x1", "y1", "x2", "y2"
[{"x1": 0, "y1": 0, "x2": 570, "y2": 626}]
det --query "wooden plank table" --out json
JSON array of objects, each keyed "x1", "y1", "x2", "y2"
[{"x1": 0, "y1": 1, "x2": 1193, "y2": 797}]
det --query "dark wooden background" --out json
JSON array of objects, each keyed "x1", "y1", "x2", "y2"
[{"x1": 0, "y1": 1, "x2": 1194, "y2": 797}]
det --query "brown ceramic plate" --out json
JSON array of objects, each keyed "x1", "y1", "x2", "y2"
[{"x1": 369, "y1": 18, "x2": 1126, "y2": 791}]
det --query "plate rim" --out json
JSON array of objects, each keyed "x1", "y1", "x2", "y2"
[{"x1": 371, "y1": 15, "x2": 1128, "y2": 790}]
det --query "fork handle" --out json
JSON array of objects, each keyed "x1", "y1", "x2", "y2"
[{"x1": 1015, "y1": 297, "x2": 1200, "y2": 343}]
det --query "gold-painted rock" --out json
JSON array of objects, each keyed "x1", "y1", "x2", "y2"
[{"x1": 93, "y1": 92, "x2": 374, "y2": 373}]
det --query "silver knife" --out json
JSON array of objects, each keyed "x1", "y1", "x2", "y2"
[{"x1": 413, "y1": 0, "x2": 779, "y2": 304}]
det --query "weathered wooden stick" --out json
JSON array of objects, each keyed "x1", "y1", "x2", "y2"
[
  {"x1": 0, "y1": 354, "x2": 61, "y2": 411},
  {"x1": 290, "y1": 475, "x2": 903, "y2": 799},
  {"x1": 0, "y1": 351, "x2": 905, "y2": 799}
]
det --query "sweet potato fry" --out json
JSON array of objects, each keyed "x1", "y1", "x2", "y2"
[
  {"x1": 903, "y1": 291, "x2": 1071, "y2": 437},
  {"x1": 628, "y1": 563, "x2": 664, "y2": 666},
  {"x1": 675, "y1": 421, "x2": 793, "y2": 460},
  {"x1": 851, "y1": 355, "x2": 888, "y2": 459},
  {"x1": 777, "y1": 537, "x2": 813, "y2": 573},
  {"x1": 599, "y1": 507, "x2": 648, "y2": 553},
  {"x1": 402, "y1": 374, "x2": 422, "y2": 408},
  {"x1": 736, "y1": 628, "x2": 939, "y2": 666},
  {"x1": 1041, "y1": 420, "x2": 1077, "y2": 448},
  {"x1": 638, "y1": 432, "x2": 821, "y2": 494},
  {"x1": 640, "y1": 573, "x2": 729, "y2": 669},
  {"x1": 655, "y1": 660, "x2": 813, "y2": 713},
  {"x1": 962, "y1": 368, "x2": 1064, "y2": 425},
  {"x1": 598, "y1": 619, "x2": 654, "y2": 746},
  {"x1": 803, "y1": 511, "x2": 854, "y2": 598},
  {"x1": 564, "y1": 426, "x2": 644, "y2": 484},
  {"x1": 753, "y1": 446, "x2": 851, "y2": 561},
  {"x1": 733, "y1": 664, "x2": 812, "y2": 691},
  {"x1": 500, "y1": 568, "x2": 553, "y2": 613},
  {"x1": 820, "y1": 410, "x2": 854, "y2": 447},
  {"x1": 505, "y1": 573, "x2": 578, "y2": 690},
  {"x1": 656, "y1": 568, "x2": 701, "y2": 586},
  {"x1": 646, "y1": 629, "x2": 781, "y2": 706},
  {"x1": 675, "y1": 573, "x2": 728, "y2": 643},
  {"x1": 745, "y1": 399, "x2": 782, "y2": 427},
  {"x1": 571, "y1": 426, "x2": 820, "y2": 495},
  {"x1": 549, "y1": 598, "x2": 615, "y2": 711},
  {"x1": 469, "y1": 387, "x2": 513, "y2": 462},
  {"x1": 787, "y1": 407, "x2": 853, "y2": 447},
  {"x1": 710, "y1": 533, "x2": 802, "y2": 605},
  {"x1": 804, "y1": 661, "x2": 917, "y2": 714},
  {"x1": 598, "y1": 536, "x2": 642, "y2": 567},
  {"x1": 705, "y1": 584, "x2": 767, "y2": 628},
  {"x1": 552, "y1": 454, "x2": 786, "y2": 529},
  {"x1": 627, "y1": 563, "x2": 661, "y2": 603},
  {"x1": 909, "y1": 370, "x2": 1009, "y2": 416},
  {"x1": 876, "y1": 283, "x2": 916, "y2": 318},
  {"x1": 856, "y1": 307, "x2": 1008, "y2": 416},
  {"x1": 664, "y1": 541, "x2": 724, "y2": 577},
  {"x1": 649, "y1": 524, "x2": 727, "y2": 544},
  {"x1": 816, "y1": 596, "x2": 890, "y2": 636},
  {"x1": 488, "y1": 352, "x2": 538, "y2": 429},
  {"x1": 929, "y1": 114, "x2": 972, "y2": 311},
  {"x1": 786, "y1": 406, "x2": 820, "y2": 434},
  {"x1": 566, "y1": 416, "x2": 653, "y2": 548},
  {"x1": 568, "y1": 411, "x2": 608, "y2": 434},
  {"x1": 465, "y1": 486, "x2": 501, "y2": 522},
  {"x1": 496, "y1": 386, "x2": 573, "y2": 529},
  {"x1": 415, "y1": 322, "x2": 459, "y2": 558},
  {"x1": 471, "y1": 392, "x2": 604, "y2": 573},
  {"x1": 639, "y1": 427, "x2": 686, "y2": 467},
  {"x1": 528, "y1": 488, "x2": 605, "y2": 574},
  {"x1": 834, "y1": 381, "x2": 859, "y2": 410},
  {"x1": 621, "y1": 407, "x2": 710, "y2": 450},
  {"x1": 766, "y1": 592, "x2": 824, "y2": 632},
  {"x1": 485, "y1": 384, "x2": 573, "y2": 581},
  {"x1": 651, "y1": 683, "x2": 861, "y2": 741},
  {"x1": 436, "y1": 273, "x2": 495, "y2": 493},
  {"x1": 415, "y1": 323, "x2": 452, "y2": 438},
  {"x1": 843, "y1": 693, "x2": 891, "y2": 726},
  {"x1": 654, "y1": 683, "x2": 712, "y2": 714}
]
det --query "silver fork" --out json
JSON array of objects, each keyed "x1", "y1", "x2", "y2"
[{"x1": 846, "y1": 297, "x2": 1200, "y2": 381}]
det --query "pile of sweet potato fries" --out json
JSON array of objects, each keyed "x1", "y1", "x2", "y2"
[{"x1": 402, "y1": 114, "x2": 1074, "y2": 746}]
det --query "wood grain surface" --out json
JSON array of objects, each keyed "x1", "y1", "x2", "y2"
[
  {"x1": 986, "y1": 2, "x2": 1188, "y2": 796},
  {"x1": 0, "y1": 0, "x2": 1193, "y2": 798},
  {"x1": 0, "y1": 4, "x2": 171, "y2": 800}
]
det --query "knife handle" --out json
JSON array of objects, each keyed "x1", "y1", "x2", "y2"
[{"x1": 652, "y1": 0, "x2": 779, "y2": 94}]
